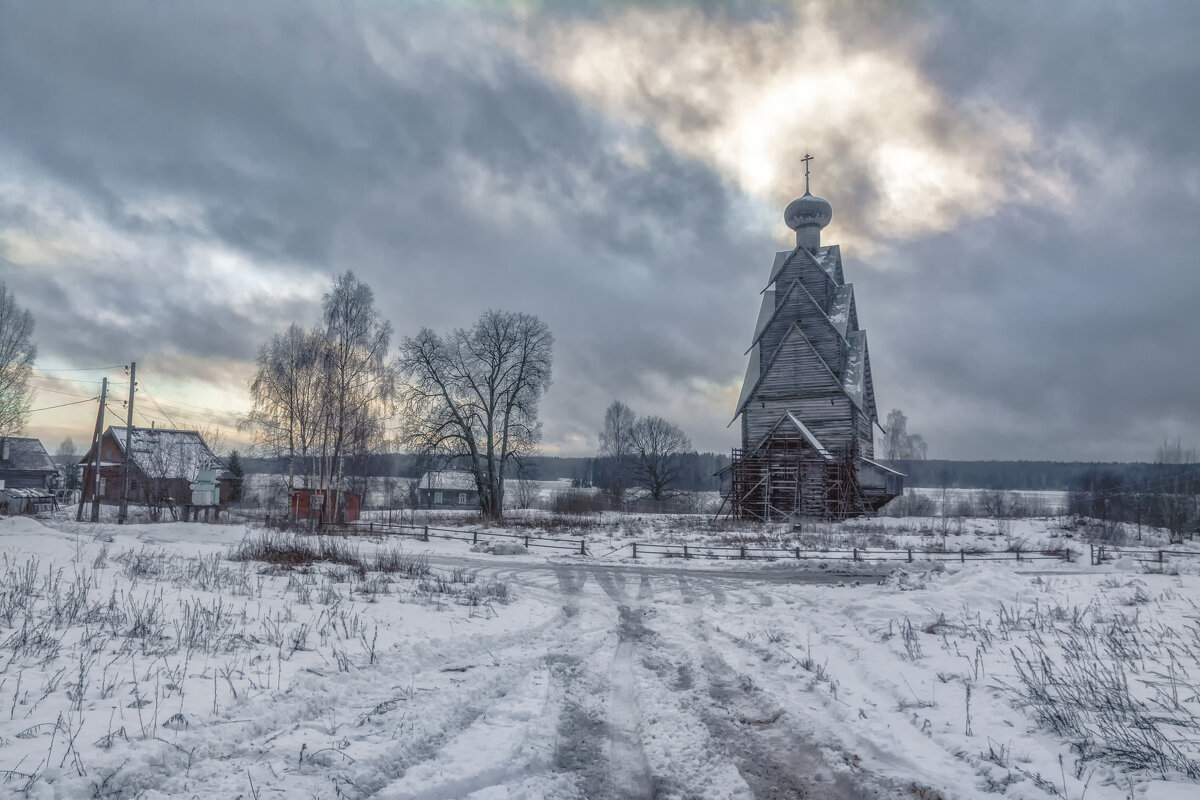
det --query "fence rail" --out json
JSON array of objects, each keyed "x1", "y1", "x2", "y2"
[
  {"x1": 612, "y1": 542, "x2": 1071, "y2": 564},
  {"x1": 250, "y1": 513, "x2": 1077, "y2": 565},
  {"x1": 1089, "y1": 545, "x2": 1200, "y2": 566}
]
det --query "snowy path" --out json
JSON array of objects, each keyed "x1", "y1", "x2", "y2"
[{"x1": 290, "y1": 557, "x2": 906, "y2": 799}]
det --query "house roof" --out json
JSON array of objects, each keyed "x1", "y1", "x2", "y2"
[
  {"x1": 97, "y1": 427, "x2": 230, "y2": 481},
  {"x1": 0, "y1": 437, "x2": 56, "y2": 474},
  {"x1": 420, "y1": 470, "x2": 478, "y2": 491}
]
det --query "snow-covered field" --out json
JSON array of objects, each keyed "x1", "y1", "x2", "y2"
[{"x1": 2, "y1": 514, "x2": 1198, "y2": 799}]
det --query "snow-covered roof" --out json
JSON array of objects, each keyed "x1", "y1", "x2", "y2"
[
  {"x1": 858, "y1": 457, "x2": 905, "y2": 477},
  {"x1": 843, "y1": 331, "x2": 867, "y2": 412},
  {"x1": 765, "y1": 249, "x2": 793, "y2": 287},
  {"x1": 420, "y1": 471, "x2": 478, "y2": 491},
  {"x1": 786, "y1": 413, "x2": 832, "y2": 460},
  {"x1": 104, "y1": 427, "x2": 229, "y2": 482},
  {"x1": 733, "y1": 342, "x2": 761, "y2": 421},
  {"x1": 751, "y1": 289, "x2": 775, "y2": 343},
  {"x1": 0, "y1": 437, "x2": 55, "y2": 474}
]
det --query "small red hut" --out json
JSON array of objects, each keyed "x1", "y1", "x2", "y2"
[{"x1": 289, "y1": 488, "x2": 361, "y2": 523}]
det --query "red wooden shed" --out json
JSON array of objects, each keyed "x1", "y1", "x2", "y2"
[{"x1": 289, "y1": 488, "x2": 361, "y2": 523}]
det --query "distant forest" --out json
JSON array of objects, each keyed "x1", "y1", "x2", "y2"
[
  {"x1": 884, "y1": 459, "x2": 1181, "y2": 491},
  {"x1": 241, "y1": 454, "x2": 1184, "y2": 493}
]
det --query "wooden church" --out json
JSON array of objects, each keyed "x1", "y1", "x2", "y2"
[{"x1": 718, "y1": 159, "x2": 903, "y2": 521}]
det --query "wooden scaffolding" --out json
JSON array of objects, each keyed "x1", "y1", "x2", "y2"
[{"x1": 718, "y1": 430, "x2": 871, "y2": 522}]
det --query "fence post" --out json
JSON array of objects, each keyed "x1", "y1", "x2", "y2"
[
  {"x1": 907, "y1": 548, "x2": 913, "y2": 563},
  {"x1": 852, "y1": 548, "x2": 858, "y2": 562},
  {"x1": 632, "y1": 543, "x2": 638, "y2": 559},
  {"x1": 580, "y1": 539, "x2": 587, "y2": 556},
  {"x1": 684, "y1": 543, "x2": 690, "y2": 559},
  {"x1": 960, "y1": 548, "x2": 965, "y2": 564},
  {"x1": 1159, "y1": 550, "x2": 1164, "y2": 564},
  {"x1": 524, "y1": 535, "x2": 530, "y2": 548},
  {"x1": 795, "y1": 546, "x2": 801, "y2": 560},
  {"x1": 422, "y1": 525, "x2": 429, "y2": 542},
  {"x1": 473, "y1": 530, "x2": 478, "y2": 545},
  {"x1": 1090, "y1": 544, "x2": 1094, "y2": 566},
  {"x1": 265, "y1": 514, "x2": 270, "y2": 527},
  {"x1": 1015, "y1": 550, "x2": 1021, "y2": 562},
  {"x1": 740, "y1": 546, "x2": 746, "y2": 560},
  {"x1": 369, "y1": 522, "x2": 373, "y2": 533}
]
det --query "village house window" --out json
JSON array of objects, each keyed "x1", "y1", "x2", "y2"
[
  {"x1": 434, "y1": 491, "x2": 443, "y2": 504},
  {"x1": 458, "y1": 493, "x2": 467, "y2": 505}
]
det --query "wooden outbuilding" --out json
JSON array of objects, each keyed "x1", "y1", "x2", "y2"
[
  {"x1": 288, "y1": 488, "x2": 361, "y2": 524},
  {"x1": 718, "y1": 161, "x2": 903, "y2": 521},
  {"x1": 0, "y1": 437, "x2": 59, "y2": 513}
]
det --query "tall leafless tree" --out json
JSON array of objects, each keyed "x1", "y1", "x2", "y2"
[
  {"x1": 1154, "y1": 438, "x2": 1198, "y2": 545},
  {"x1": 320, "y1": 272, "x2": 396, "y2": 521},
  {"x1": 629, "y1": 415, "x2": 692, "y2": 502},
  {"x1": 0, "y1": 282, "x2": 36, "y2": 435},
  {"x1": 597, "y1": 400, "x2": 636, "y2": 505},
  {"x1": 399, "y1": 310, "x2": 553, "y2": 520},
  {"x1": 243, "y1": 324, "x2": 326, "y2": 513},
  {"x1": 883, "y1": 408, "x2": 928, "y2": 460}
]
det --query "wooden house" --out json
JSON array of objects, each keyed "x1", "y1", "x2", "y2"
[
  {"x1": 718, "y1": 165, "x2": 903, "y2": 521},
  {"x1": 0, "y1": 437, "x2": 58, "y2": 513},
  {"x1": 418, "y1": 471, "x2": 480, "y2": 510},
  {"x1": 78, "y1": 427, "x2": 233, "y2": 514}
]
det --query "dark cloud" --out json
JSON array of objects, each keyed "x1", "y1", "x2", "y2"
[{"x1": 2, "y1": 0, "x2": 1198, "y2": 459}]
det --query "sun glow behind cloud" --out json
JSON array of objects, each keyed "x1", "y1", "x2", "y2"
[{"x1": 525, "y1": 2, "x2": 1072, "y2": 254}]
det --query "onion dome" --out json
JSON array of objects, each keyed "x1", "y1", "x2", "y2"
[{"x1": 784, "y1": 191, "x2": 832, "y2": 231}]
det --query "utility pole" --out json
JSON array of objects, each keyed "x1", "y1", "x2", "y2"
[
  {"x1": 77, "y1": 377, "x2": 108, "y2": 522},
  {"x1": 118, "y1": 362, "x2": 136, "y2": 523}
]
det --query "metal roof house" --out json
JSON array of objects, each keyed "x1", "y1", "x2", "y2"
[
  {"x1": 718, "y1": 162, "x2": 903, "y2": 521},
  {"x1": 79, "y1": 426, "x2": 233, "y2": 514},
  {"x1": 0, "y1": 437, "x2": 58, "y2": 513},
  {"x1": 418, "y1": 470, "x2": 480, "y2": 510}
]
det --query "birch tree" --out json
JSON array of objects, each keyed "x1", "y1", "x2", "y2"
[
  {"x1": 320, "y1": 272, "x2": 396, "y2": 521},
  {"x1": 597, "y1": 400, "x2": 636, "y2": 505},
  {"x1": 244, "y1": 323, "x2": 326, "y2": 512},
  {"x1": 0, "y1": 282, "x2": 36, "y2": 435},
  {"x1": 1154, "y1": 438, "x2": 1198, "y2": 545},
  {"x1": 399, "y1": 310, "x2": 553, "y2": 520},
  {"x1": 883, "y1": 408, "x2": 928, "y2": 460}
]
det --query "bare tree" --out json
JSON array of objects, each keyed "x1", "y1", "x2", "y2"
[
  {"x1": 320, "y1": 272, "x2": 396, "y2": 522},
  {"x1": 399, "y1": 309, "x2": 553, "y2": 520},
  {"x1": 196, "y1": 424, "x2": 227, "y2": 459},
  {"x1": 1154, "y1": 438, "x2": 1198, "y2": 545},
  {"x1": 629, "y1": 415, "x2": 692, "y2": 501},
  {"x1": 883, "y1": 408, "x2": 928, "y2": 460},
  {"x1": 0, "y1": 282, "x2": 36, "y2": 435},
  {"x1": 243, "y1": 324, "x2": 327, "y2": 514},
  {"x1": 597, "y1": 400, "x2": 636, "y2": 505},
  {"x1": 55, "y1": 436, "x2": 79, "y2": 495}
]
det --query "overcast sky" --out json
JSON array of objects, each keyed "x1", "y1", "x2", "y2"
[{"x1": 3, "y1": 0, "x2": 1198, "y2": 461}]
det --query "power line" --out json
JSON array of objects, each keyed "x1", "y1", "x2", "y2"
[
  {"x1": 137, "y1": 387, "x2": 179, "y2": 428},
  {"x1": 29, "y1": 374, "x2": 105, "y2": 385},
  {"x1": 28, "y1": 398, "x2": 99, "y2": 414},
  {"x1": 30, "y1": 383, "x2": 97, "y2": 399},
  {"x1": 32, "y1": 364, "x2": 125, "y2": 373}
]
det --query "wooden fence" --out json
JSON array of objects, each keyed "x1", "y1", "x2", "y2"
[
  {"x1": 1088, "y1": 544, "x2": 1200, "y2": 567},
  {"x1": 249, "y1": 514, "x2": 1076, "y2": 565}
]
